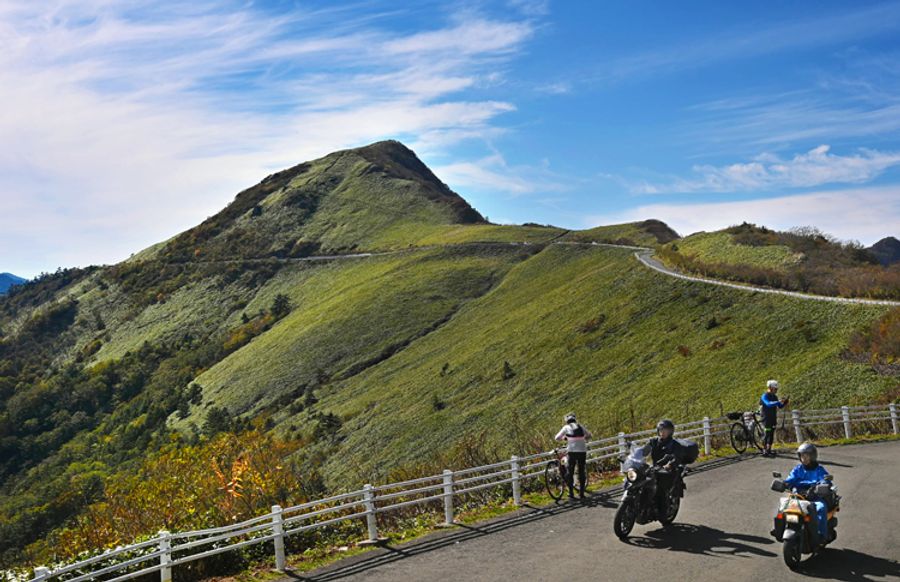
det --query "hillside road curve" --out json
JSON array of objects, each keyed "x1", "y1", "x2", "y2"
[{"x1": 287, "y1": 441, "x2": 900, "y2": 581}]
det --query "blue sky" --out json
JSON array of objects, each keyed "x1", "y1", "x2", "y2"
[{"x1": 2, "y1": 0, "x2": 900, "y2": 278}]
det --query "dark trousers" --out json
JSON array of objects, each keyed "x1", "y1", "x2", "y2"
[
  {"x1": 763, "y1": 418, "x2": 776, "y2": 449},
  {"x1": 567, "y1": 451, "x2": 587, "y2": 496}
]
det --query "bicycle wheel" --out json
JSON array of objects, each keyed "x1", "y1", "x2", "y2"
[
  {"x1": 750, "y1": 419, "x2": 766, "y2": 451},
  {"x1": 729, "y1": 422, "x2": 749, "y2": 454},
  {"x1": 544, "y1": 460, "x2": 566, "y2": 501}
]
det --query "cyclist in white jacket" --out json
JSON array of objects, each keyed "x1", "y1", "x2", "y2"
[{"x1": 555, "y1": 413, "x2": 593, "y2": 499}]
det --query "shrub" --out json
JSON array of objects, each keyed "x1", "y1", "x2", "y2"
[{"x1": 271, "y1": 294, "x2": 292, "y2": 319}]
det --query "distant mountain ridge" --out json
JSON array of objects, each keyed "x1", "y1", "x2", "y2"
[
  {"x1": 0, "y1": 272, "x2": 25, "y2": 294},
  {"x1": 868, "y1": 236, "x2": 900, "y2": 266}
]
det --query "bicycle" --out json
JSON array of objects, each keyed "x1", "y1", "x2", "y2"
[
  {"x1": 544, "y1": 447, "x2": 568, "y2": 501},
  {"x1": 728, "y1": 410, "x2": 766, "y2": 454}
]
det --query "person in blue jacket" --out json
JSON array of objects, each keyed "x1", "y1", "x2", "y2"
[
  {"x1": 784, "y1": 442, "x2": 833, "y2": 542},
  {"x1": 760, "y1": 380, "x2": 788, "y2": 457}
]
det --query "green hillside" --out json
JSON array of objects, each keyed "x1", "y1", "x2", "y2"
[
  {"x1": 285, "y1": 244, "x2": 893, "y2": 482},
  {"x1": 0, "y1": 142, "x2": 895, "y2": 568},
  {"x1": 671, "y1": 230, "x2": 799, "y2": 269},
  {"x1": 561, "y1": 218, "x2": 679, "y2": 247},
  {"x1": 657, "y1": 223, "x2": 899, "y2": 299}
]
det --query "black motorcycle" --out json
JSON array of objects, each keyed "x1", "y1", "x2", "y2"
[
  {"x1": 770, "y1": 472, "x2": 840, "y2": 569},
  {"x1": 613, "y1": 445, "x2": 689, "y2": 539}
]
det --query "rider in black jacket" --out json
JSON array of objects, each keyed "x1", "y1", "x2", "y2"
[{"x1": 643, "y1": 419, "x2": 681, "y2": 513}]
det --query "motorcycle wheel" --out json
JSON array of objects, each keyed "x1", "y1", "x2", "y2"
[
  {"x1": 544, "y1": 460, "x2": 566, "y2": 501},
  {"x1": 660, "y1": 493, "x2": 680, "y2": 526},
  {"x1": 729, "y1": 423, "x2": 748, "y2": 454},
  {"x1": 783, "y1": 538, "x2": 802, "y2": 570},
  {"x1": 614, "y1": 499, "x2": 637, "y2": 539}
]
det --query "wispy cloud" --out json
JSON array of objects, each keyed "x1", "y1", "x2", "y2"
[
  {"x1": 586, "y1": 186, "x2": 900, "y2": 245},
  {"x1": 433, "y1": 152, "x2": 568, "y2": 196},
  {"x1": 0, "y1": 0, "x2": 541, "y2": 277},
  {"x1": 622, "y1": 145, "x2": 900, "y2": 194}
]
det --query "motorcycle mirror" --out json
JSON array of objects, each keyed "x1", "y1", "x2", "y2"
[
  {"x1": 772, "y1": 471, "x2": 782, "y2": 478},
  {"x1": 824, "y1": 474, "x2": 833, "y2": 481},
  {"x1": 770, "y1": 479, "x2": 786, "y2": 492}
]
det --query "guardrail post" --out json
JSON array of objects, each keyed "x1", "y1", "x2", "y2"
[
  {"x1": 33, "y1": 567, "x2": 51, "y2": 582},
  {"x1": 841, "y1": 406, "x2": 852, "y2": 439},
  {"x1": 702, "y1": 417, "x2": 711, "y2": 456},
  {"x1": 510, "y1": 456, "x2": 522, "y2": 506},
  {"x1": 362, "y1": 484, "x2": 379, "y2": 542},
  {"x1": 890, "y1": 403, "x2": 898, "y2": 435},
  {"x1": 617, "y1": 432, "x2": 627, "y2": 471},
  {"x1": 271, "y1": 505, "x2": 286, "y2": 572},
  {"x1": 158, "y1": 530, "x2": 172, "y2": 582},
  {"x1": 442, "y1": 469, "x2": 455, "y2": 525},
  {"x1": 791, "y1": 409, "x2": 803, "y2": 443}
]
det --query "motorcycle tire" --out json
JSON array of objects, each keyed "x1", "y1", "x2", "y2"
[{"x1": 614, "y1": 499, "x2": 637, "y2": 540}]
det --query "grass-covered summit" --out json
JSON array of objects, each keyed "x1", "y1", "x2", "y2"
[{"x1": 142, "y1": 140, "x2": 486, "y2": 264}]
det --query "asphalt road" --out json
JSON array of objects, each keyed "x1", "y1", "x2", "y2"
[
  {"x1": 287, "y1": 441, "x2": 900, "y2": 581},
  {"x1": 634, "y1": 250, "x2": 900, "y2": 307}
]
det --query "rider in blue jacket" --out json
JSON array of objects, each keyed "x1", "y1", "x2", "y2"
[
  {"x1": 784, "y1": 442, "x2": 832, "y2": 541},
  {"x1": 760, "y1": 380, "x2": 788, "y2": 457}
]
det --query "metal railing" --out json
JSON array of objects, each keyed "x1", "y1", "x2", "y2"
[{"x1": 29, "y1": 402, "x2": 898, "y2": 582}]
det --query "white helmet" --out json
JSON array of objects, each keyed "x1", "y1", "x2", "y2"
[{"x1": 767, "y1": 379, "x2": 779, "y2": 390}]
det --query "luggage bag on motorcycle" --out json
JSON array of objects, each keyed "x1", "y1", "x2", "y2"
[{"x1": 675, "y1": 438, "x2": 700, "y2": 464}]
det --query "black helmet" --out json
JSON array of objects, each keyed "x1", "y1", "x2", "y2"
[
  {"x1": 797, "y1": 442, "x2": 818, "y2": 466},
  {"x1": 657, "y1": 419, "x2": 675, "y2": 436},
  {"x1": 565, "y1": 412, "x2": 577, "y2": 424}
]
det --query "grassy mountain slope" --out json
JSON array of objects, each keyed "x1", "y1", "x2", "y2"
[
  {"x1": 178, "y1": 245, "x2": 534, "y2": 424},
  {"x1": 672, "y1": 231, "x2": 799, "y2": 270},
  {"x1": 294, "y1": 244, "x2": 894, "y2": 482}
]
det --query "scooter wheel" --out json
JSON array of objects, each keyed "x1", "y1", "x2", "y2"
[{"x1": 783, "y1": 538, "x2": 802, "y2": 570}]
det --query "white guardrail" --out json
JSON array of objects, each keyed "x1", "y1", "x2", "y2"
[{"x1": 29, "y1": 402, "x2": 898, "y2": 582}]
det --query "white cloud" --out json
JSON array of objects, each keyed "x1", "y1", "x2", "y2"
[
  {"x1": 432, "y1": 153, "x2": 567, "y2": 197},
  {"x1": 586, "y1": 186, "x2": 900, "y2": 245},
  {"x1": 627, "y1": 145, "x2": 900, "y2": 194},
  {"x1": 0, "y1": 1, "x2": 539, "y2": 277}
]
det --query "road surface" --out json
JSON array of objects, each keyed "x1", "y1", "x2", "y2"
[
  {"x1": 634, "y1": 249, "x2": 900, "y2": 307},
  {"x1": 287, "y1": 441, "x2": 900, "y2": 581}
]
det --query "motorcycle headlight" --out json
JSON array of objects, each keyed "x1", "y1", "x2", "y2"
[{"x1": 626, "y1": 469, "x2": 638, "y2": 482}]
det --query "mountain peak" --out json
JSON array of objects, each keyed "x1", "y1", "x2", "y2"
[
  {"x1": 868, "y1": 236, "x2": 900, "y2": 266},
  {"x1": 0, "y1": 273, "x2": 26, "y2": 294},
  {"x1": 145, "y1": 140, "x2": 486, "y2": 263}
]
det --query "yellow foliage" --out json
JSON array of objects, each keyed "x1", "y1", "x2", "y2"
[{"x1": 33, "y1": 431, "x2": 318, "y2": 563}]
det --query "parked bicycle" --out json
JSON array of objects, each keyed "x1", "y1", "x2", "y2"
[
  {"x1": 728, "y1": 410, "x2": 766, "y2": 453},
  {"x1": 544, "y1": 447, "x2": 569, "y2": 501}
]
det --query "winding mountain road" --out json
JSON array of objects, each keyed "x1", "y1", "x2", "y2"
[
  {"x1": 287, "y1": 441, "x2": 900, "y2": 582},
  {"x1": 149, "y1": 239, "x2": 900, "y2": 307},
  {"x1": 632, "y1": 248, "x2": 900, "y2": 307}
]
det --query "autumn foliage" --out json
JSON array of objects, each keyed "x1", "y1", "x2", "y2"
[
  {"x1": 29, "y1": 431, "x2": 322, "y2": 564},
  {"x1": 847, "y1": 307, "x2": 900, "y2": 365}
]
